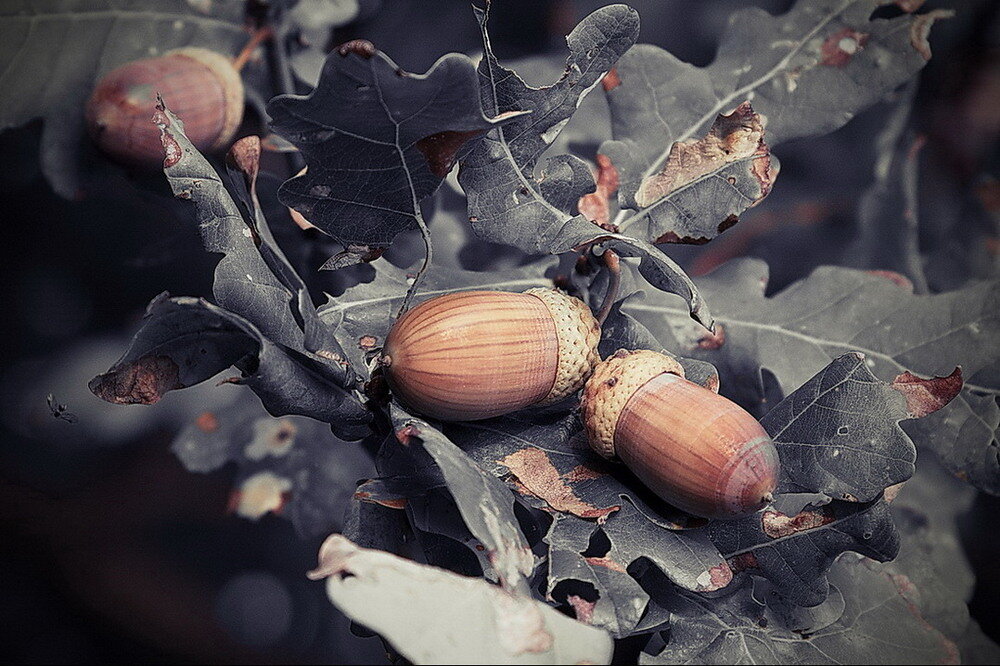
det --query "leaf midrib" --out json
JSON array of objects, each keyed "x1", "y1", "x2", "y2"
[{"x1": 625, "y1": 300, "x2": 997, "y2": 397}]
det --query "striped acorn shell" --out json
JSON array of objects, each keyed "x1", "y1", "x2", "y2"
[
  {"x1": 86, "y1": 47, "x2": 243, "y2": 166},
  {"x1": 580, "y1": 349, "x2": 779, "y2": 519},
  {"x1": 382, "y1": 288, "x2": 600, "y2": 421}
]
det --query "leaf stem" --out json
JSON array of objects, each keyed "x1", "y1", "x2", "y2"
[
  {"x1": 595, "y1": 249, "x2": 621, "y2": 325},
  {"x1": 232, "y1": 25, "x2": 273, "y2": 72},
  {"x1": 396, "y1": 205, "x2": 434, "y2": 319}
]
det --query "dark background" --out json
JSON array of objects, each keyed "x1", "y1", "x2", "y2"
[{"x1": 1, "y1": 0, "x2": 997, "y2": 662}]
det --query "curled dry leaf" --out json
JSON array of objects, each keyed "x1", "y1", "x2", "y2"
[{"x1": 308, "y1": 534, "x2": 613, "y2": 665}]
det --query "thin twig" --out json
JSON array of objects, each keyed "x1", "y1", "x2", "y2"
[
  {"x1": 594, "y1": 249, "x2": 621, "y2": 325},
  {"x1": 232, "y1": 25, "x2": 273, "y2": 72},
  {"x1": 396, "y1": 205, "x2": 434, "y2": 318},
  {"x1": 902, "y1": 134, "x2": 930, "y2": 294}
]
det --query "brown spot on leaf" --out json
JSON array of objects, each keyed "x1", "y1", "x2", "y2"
[
  {"x1": 577, "y1": 154, "x2": 620, "y2": 230},
  {"x1": 160, "y1": 131, "x2": 182, "y2": 168},
  {"x1": 910, "y1": 10, "x2": 954, "y2": 61},
  {"x1": 820, "y1": 28, "x2": 870, "y2": 67},
  {"x1": 602, "y1": 67, "x2": 621, "y2": 91},
  {"x1": 718, "y1": 214, "x2": 739, "y2": 234},
  {"x1": 697, "y1": 323, "x2": 726, "y2": 350},
  {"x1": 416, "y1": 129, "x2": 487, "y2": 179},
  {"x1": 337, "y1": 39, "x2": 377, "y2": 59},
  {"x1": 564, "y1": 465, "x2": 603, "y2": 482},
  {"x1": 867, "y1": 270, "x2": 915, "y2": 292},
  {"x1": 358, "y1": 335, "x2": 378, "y2": 350},
  {"x1": 395, "y1": 423, "x2": 421, "y2": 445},
  {"x1": 892, "y1": 368, "x2": 963, "y2": 418},
  {"x1": 566, "y1": 595, "x2": 596, "y2": 624},
  {"x1": 654, "y1": 231, "x2": 711, "y2": 245},
  {"x1": 763, "y1": 507, "x2": 836, "y2": 538},
  {"x1": 729, "y1": 552, "x2": 759, "y2": 572},
  {"x1": 697, "y1": 562, "x2": 734, "y2": 592},
  {"x1": 89, "y1": 355, "x2": 182, "y2": 405},
  {"x1": 500, "y1": 448, "x2": 619, "y2": 520},
  {"x1": 750, "y1": 148, "x2": 776, "y2": 202},
  {"x1": 637, "y1": 101, "x2": 769, "y2": 209},
  {"x1": 584, "y1": 556, "x2": 627, "y2": 573},
  {"x1": 195, "y1": 411, "x2": 218, "y2": 433}
]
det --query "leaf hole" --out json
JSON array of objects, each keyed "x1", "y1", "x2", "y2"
[{"x1": 581, "y1": 528, "x2": 611, "y2": 558}]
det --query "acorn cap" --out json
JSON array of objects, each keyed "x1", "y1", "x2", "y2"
[
  {"x1": 525, "y1": 288, "x2": 601, "y2": 405},
  {"x1": 580, "y1": 349, "x2": 685, "y2": 458},
  {"x1": 164, "y1": 47, "x2": 244, "y2": 151}
]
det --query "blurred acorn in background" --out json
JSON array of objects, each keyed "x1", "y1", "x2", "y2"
[{"x1": 85, "y1": 47, "x2": 244, "y2": 166}]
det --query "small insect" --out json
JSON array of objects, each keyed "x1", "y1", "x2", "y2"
[{"x1": 46, "y1": 394, "x2": 78, "y2": 424}]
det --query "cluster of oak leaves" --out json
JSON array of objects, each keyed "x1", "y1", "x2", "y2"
[{"x1": 81, "y1": 1, "x2": 998, "y2": 664}]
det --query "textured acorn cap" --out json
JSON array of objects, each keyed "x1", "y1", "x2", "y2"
[
  {"x1": 525, "y1": 288, "x2": 601, "y2": 405},
  {"x1": 164, "y1": 47, "x2": 244, "y2": 151},
  {"x1": 580, "y1": 349, "x2": 685, "y2": 458}
]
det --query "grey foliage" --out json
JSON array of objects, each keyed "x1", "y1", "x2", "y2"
[
  {"x1": 458, "y1": 3, "x2": 712, "y2": 328},
  {"x1": 626, "y1": 258, "x2": 1000, "y2": 494},
  {"x1": 762, "y1": 352, "x2": 916, "y2": 502},
  {"x1": 448, "y1": 412, "x2": 732, "y2": 636},
  {"x1": 710, "y1": 497, "x2": 898, "y2": 607},
  {"x1": 158, "y1": 110, "x2": 354, "y2": 384},
  {"x1": 603, "y1": 0, "x2": 945, "y2": 243},
  {"x1": 91, "y1": 295, "x2": 372, "y2": 439},
  {"x1": 641, "y1": 554, "x2": 957, "y2": 665},
  {"x1": 389, "y1": 404, "x2": 535, "y2": 593},
  {"x1": 0, "y1": 0, "x2": 247, "y2": 197},
  {"x1": 705, "y1": 353, "x2": 927, "y2": 606},
  {"x1": 269, "y1": 41, "x2": 519, "y2": 250},
  {"x1": 90, "y1": 106, "x2": 374, "y2": 439}
]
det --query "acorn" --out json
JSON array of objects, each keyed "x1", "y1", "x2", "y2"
[
  {"x1": 86, "y1": 47, "x2": 244, "y2": 166},
  {"x1": 382, "y1": 289, "x2": 601, "y2": 421},
  {"x1": 581, "y1": 349, "x2": 779, "y2": 519}
]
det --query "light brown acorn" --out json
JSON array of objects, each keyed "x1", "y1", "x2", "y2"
[
  {"x1": 581, "y1": 349, "x2": 779, "y2": 519},
  {"x1": 86, "y1": 47, "x2": 244, "y2": 166},
  {"x1": 382, "y1": 289, "x2": 601, "y2": 421}
]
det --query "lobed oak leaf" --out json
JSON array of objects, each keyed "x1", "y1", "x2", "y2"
[
  {"x1": 603, "y1": 0, "x2": 949, "y2": 245},
  {"x1": 268, "y1": 39, "x2": 523, "y2": 250},
  {"x1": 625, "y1": 258, "x2": 998, "y2": 494}
]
